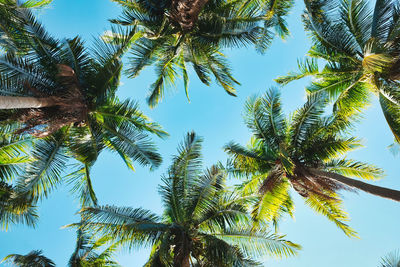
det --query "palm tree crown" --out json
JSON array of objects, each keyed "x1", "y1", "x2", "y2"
[
  {"x1": 2, "y1": 250, "x2": 55, "y2": 267},
  {"x1": 2, "y1": 224, "x2": 121, "y2": 267},
  {"x1": 276, "y1": 0, "x2": 400, "y2": 142},
  {"x1": 225, "y1": 88, "x2": 400, "y2": 237},
  {"x1": 108, "y1": 0, "x2": 294, "y2": 107},
  {"x1": 78, "y1": 132, "x2": 300, "y2": 266},
  {"x1": 0, "y1": 2, "x2": 165, "y2": 205}
]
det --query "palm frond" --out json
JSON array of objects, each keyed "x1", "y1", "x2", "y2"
[
  {"x1": 66, "y1": 163, "x2": 98, "y2": 207},
  {"x1": 101, "y1": 117, "x2": 162, "y2": 170},
  {"x1": 215, "y1": 225, "x2": 300, "y2": 259},
  {"x1": 305, "y1": 193, "x2": 358, "y2": 238},
  {"x1": 79, "y1": 205, "x2": 167, "y2": 250},
  {"x1": 324, "y1": 158, "x2": 384, "y2": 181},
  {"x1": 0, "y1": 181, "x2": 38, "y2": 230},
  {"x1": 275, "y1": 57, "x2": 319, "y2": 85},
  {"x1": 2, "y1": 250, "x2": 55, "y2": 267},
  {"x1": 243, "y1": 88, "x2": 285, "y2": 151},
  {"x1": 17, "y1": 131, "x2": 68, "y2": 200}
]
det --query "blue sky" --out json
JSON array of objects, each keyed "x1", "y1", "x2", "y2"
[{"x1": 1, "y1": 1, "x2": 400, "y2": 266}]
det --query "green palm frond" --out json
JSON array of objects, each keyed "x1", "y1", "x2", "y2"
[
  {"x1": 243, "y1": 88, "x2": 285, "y2": 151},
  {"x1": 159, "y1": 131, "x2": 203, "y2": 223},
  {"x1": 95, "y1": 97, "x2": 167, "y2": 138},
  {"x1": 2, "y1": 250, "x2": 55, "y2": 267},
  {"x1": 79, "y1": 205, "x2": 166, "y2": 250},
  {"x1": 147, "y1": 43, "x2": 180, "y2": 107},
  {"x1": 0, "y1": 181, "x2": 38, "y2": 230},
  {"x1": 66, "y1": 163, "x2": 98, "y2": 207},
  {"x1": 379, "y1": 91, "x2": 400, "y2": 142},
  {"x1": 305, "y1": 193, "x2": 358, "y2": 238},
  {"x1": 101, "y1": 118, "x2": 162, "y2": 170},
  {"x1": 69, "y1": 222, "x2": 121, "y2": 267},
  {"x1": 215, "y1": 225, "x2": 300, "y2": 259},
  {"x1": 125, "y1": 38, "x2": 164, "y2": 78},
  {"x1": 17, "y1": 132, "x2": 68, "y2": 200},
  {"x1": 340, "y1": 0, "x2": 372, "y2": 48},
  {"x1": 224, "y1": 141, "x2": 272, "y2": 176},
  {"x1": 19, "y1": 0, "x2": 53, "y2": 8},
  {"x1": 324, "y1": 159, "x2": 384, "y2": 181},
  {"x1": 0, "y1": 129, "x2": 31, "y2": 182},
  {"x1": 275, "y1": 57, "x2": 319, "y2": 85},
  {"x1": 250, "y1": 178, "x2": 290, "y2": 224},
  {"x1": 201, "y1": 234, "x2": 262, "y2": 267},
  {"x1": 289, "y1": 92, "x2": 328, "y2": 148}
]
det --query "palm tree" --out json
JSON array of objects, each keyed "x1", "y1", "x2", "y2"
[
  {"x1": 2, "y1": 227, "x2": 121, "y2": 267},
  {"x1": 77, "y1": 132, "x2": 300, "y2": 266},
  {"x1": 0, "y1": 3, "x2": 165, "y2": 205},
  {"x1": 224, "y1": 88, "x2": 400, "y2": 237},
  {"x1": 0, "y1": 125, "x2": 37, "y2": 230},
  {"x1": 107, "y1": 0, "x2": 294, "y2": 107},
  {"x1": 2, "y1": 250, "x2": 55, "y2": 267},
  {"x1": 276, "y1": 0, "x2": 400, "y2": 142}
]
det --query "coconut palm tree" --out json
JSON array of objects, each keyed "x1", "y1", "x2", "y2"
[
  {"x1": 2, "y1": 225, "x2": 121, "y2": 267},
  {"x1": 77, "y1": 132, "x2": 300, "y2": 266},
  {"x1": 224, "y1": 88, "x2": 400, "y2": 237},
  {"x1": 107, "y1": 0, "x2": 294, "y2": 107},
  {"x1": 2, "y1": 250, "x2": 55, "y2": 267},
  {"x1": 276, "y1": 0, "x2": 400, "y2": 142},
  {"x1": 0, "y1": 3, "x2": 166, "y2": 205},
  {"x1": 0, "y1": 125, "x2": 37, "y2": 230}
]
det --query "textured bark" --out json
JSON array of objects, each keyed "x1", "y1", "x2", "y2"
[
  {"x1": 170, "y1": 0, "x2": 209, "y2": 31},
  {"x1": 310, "y1": 168, "x2": 400, "y2": 202},
  {"x1": 173, "y1": 230, "x2": 192, "y2": 267},
  {"x1": 0, "y1": 96, "x2": 58, "y2": 109},
  {"x1": 10, "y1": 64, "x2": 88, "y2": 137}
]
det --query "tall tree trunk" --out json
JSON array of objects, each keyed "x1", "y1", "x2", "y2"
[
  {"x1": 181, "y1": 255, "x2": 190, "y2": 267},
  {"x1": 310, "y1": 168, "x2": 400, "y2": 202},
  {"x1": 0, "y1": 96, "x2": 57, "y2": 109},
  {"x1": 170, "y1": 0, "x2": 209, "y2": 31}
]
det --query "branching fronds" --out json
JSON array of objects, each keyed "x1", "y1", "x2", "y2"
[
  {"x1": 225, "y1": 87, "x2": 392, "y2": 237},
  {"x1": 78, "y1": 132, "x2": 298, "y2": 265}
]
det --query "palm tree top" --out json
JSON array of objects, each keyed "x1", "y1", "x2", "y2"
[
  {"x1": 0, "y1": 3, "x2": 165, "y2": 205},
  {"x1": 2, "y1": 250, "x2": 55, "y2": 267},
  {"x1": 106, "y1": 0, "x2": 294, "y2": 107},
  {"x1": 76, "y1": 131, "x2": 300, "y2": 266},
  {"x1": 276, "y1": 0, "x2": 400, "y2": 142},
  {"x1": 224, "y1": 87, "x2": 400, "y2": 237}
]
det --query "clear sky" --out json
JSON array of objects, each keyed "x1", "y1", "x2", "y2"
[{"x1": 1, "y1": 1, "x2": 400, "y2": 266}]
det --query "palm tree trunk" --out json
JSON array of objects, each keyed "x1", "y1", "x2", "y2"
[
  {"x1": 0, "y1": 96, "x2": 57, "y2": 109},
  {"x1": 310, "y1": 168, "x2": 400, "y2": 202},
  {"x1": 182, "y1": 255, "x2": 190, "y2": 267}
]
